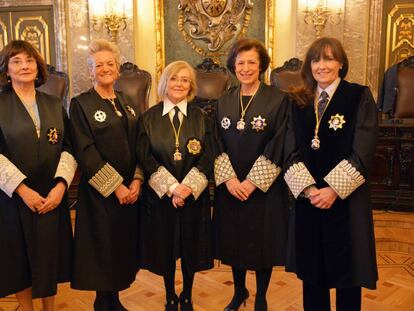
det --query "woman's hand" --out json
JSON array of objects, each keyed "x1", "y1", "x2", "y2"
[
  {"x1": 309, "y1": 187, "x2": 338, "y2": 209},
  {"x1": 15, "y1": 183, "x2": 46, "y2": 212},
  {"x1": 240, "y1": 179, "x2": 257, "y2": 199},
  {"x1": 114, "y1": 183, "x2": 131, "y2": 205},
  {"x1": 172, "y1": 195, "x2": 185, "y2": 208},
  {"x1": 172, "y1": 184, "x2": 192, "y2": 200},
  {"x1": 128, "y1": 179, "x2": 142, "y2": 204},
  {"x1": 37, "y1": 181, "x2": 67, "y2": 214},
  {"x1": 225, "y1": 178, "x2": 249, "y2": 201}
]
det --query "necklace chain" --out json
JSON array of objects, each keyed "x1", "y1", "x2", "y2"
[{"x1": 14, "y1": 88, "x2": 40, "y2": 137}]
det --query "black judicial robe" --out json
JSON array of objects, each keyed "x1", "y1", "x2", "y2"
[
  {"x1": 214, "y1": 83, "x2": 289, "y2": 269},
  {"x1": 137, "y1": 103, "x2": 214, "y2": 275},
  {"x1": 0, "y1": 90, "x2": 72, "y2": 298},
  {"x1": 70, "y1": 89, "x2": 139, "y2": 290},
  {"x1": 286, "y1": 80, "x2": 379, "y2": 289}
]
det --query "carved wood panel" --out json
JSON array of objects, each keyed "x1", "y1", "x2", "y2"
[{"x1": 0, "y1": 6, "x2": 56, "y2": 66}]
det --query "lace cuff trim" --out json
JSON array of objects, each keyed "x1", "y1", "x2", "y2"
[
  {"x1": 214, "y1": 153, "x2": 236, "y2": 186},
  {"x1": 0, "y1": 154, "x2": 27, "y2": 198},
  {"x1": 246, "y1": 155, "x2": 281, "y2": 192},
  {"x1": 182, "y1": 167, "x2": 208, "y2": 200},
  {"x1": 55, "y1": 151, "x2": 77, "y2": 187},
  {"x1": 324, "y1": 159, "x2": 365, "y2": 199},
  {"x1": 148, "y1": 166, "x2": 179, "y2": 198},
  {"x1": 284, "y1": 162, "x2": 316, "y2": 198}
]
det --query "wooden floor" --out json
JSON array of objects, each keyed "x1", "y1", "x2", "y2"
[{"x1": 1, "y1": 210, "x2": 414, "y2": 311}]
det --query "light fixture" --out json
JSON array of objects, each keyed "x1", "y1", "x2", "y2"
[
  {"x1": 303, "y1": 0, "x2": 343, "y2": 38},
  {"x1": 89, "y1": 0, "x2": 129, "y2": 43}
]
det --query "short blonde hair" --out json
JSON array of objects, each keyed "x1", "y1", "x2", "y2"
[
  {"x1": 87, "y1": 38, "x2": 121, "y2": 70},
  {"x1": 158, "y1": 60, "x2": 197, "y2": 102}
]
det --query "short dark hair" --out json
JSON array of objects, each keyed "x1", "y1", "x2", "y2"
[
  {"x1": 226, "y1": 38, "x2": 270, "y2": 75},
  {"x1": 0, "y1": 40, "x2": 47, "y2": 91}
]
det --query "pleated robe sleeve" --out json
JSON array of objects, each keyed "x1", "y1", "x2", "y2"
[
  {"x1": 54, "y1": 108, "x2": 77, "y2": 188},
  {"x1": 181, "y1": 113, "x2": 215, "y2": 199},
  {"x1": 69, "y1": 98, "x2": 123, "y2": 198},
  {"x1": 136, "y1": 114, "x2": 178, "y2": 199},
  {"x1": 323, "y1": 88, "x2": 378, "y2": 199},
  {"x1": 283, "y1": 99, "x2": 316, "y2": 199},
  {"x1": 244, "y1": 96, "x2": 291, "y2": 192}
]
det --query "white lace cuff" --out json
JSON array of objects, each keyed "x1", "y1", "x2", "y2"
[
  {"x1": 214, "y1": 153, "x2": 236, "y2": 186},
  {"x1": 148, "y1": 166, "x2": 179, "y2": 198},
  {"x1": 182, "y1": 167, "x2": 208, "y2": 200},
  {"x1": 54, "y1": 151, "x2": 77, "y2": 187},
  {"x1": 284, "y1": 162, "x2": 316, "y2": 198},
  {"x1": 0, "y1": 154, "x2": 27, "y2": 198},
  {"x1": 324, "y1": 159, "x2": 365, "y2": 199},
  {"x1": 88, "y1": 163, "x2": 124, "y2": 198},
  {"x1": 246, "y1": 155, "x2": 281, "y2": 192}
]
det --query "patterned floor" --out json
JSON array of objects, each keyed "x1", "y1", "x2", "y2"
[{"x1": 1, "y1": 251, "x2": 414, "y2": 311}]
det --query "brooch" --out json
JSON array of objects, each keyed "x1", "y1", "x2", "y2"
[
  {"x1": 94, "y1": 110, "x2": 107, "y2": 122},
  {"x1": 47, "y1": 127, "x2": 60, "y2": 144},
  {"x1": 126, "y1": 105, "x2": 136, "y2": 117},
  {"x1": 251, "y1": 116, "x2": 267, "y2": 132},
  {"x1": 328, "y1": 113, "x2": 346, "y2": 131},
  {"x1": 221, "y1": 117, "x2": 231, "y2": 130},
  {"x1": 187, "y1": 138, "x2": 202, "y2": 155}
]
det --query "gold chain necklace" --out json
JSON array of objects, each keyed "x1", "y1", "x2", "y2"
[
  {"x1": 96, "y1": 88, "x2": 122, "y2": 117},
  {"x1": 15, "y1": 89, "x2": 41, "y2": 138},
  {"x1": 311, "y1": 94, "x2": 331, "y2": 150},
  {"x1": 237, "y1": 85, "x2": 259, "y2": 131},
  {"x1": 169, "y1": 112, "x2": 184, "y2": 161}
]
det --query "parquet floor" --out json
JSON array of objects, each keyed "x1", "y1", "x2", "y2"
[{"x1": 1, "y1": 211, "x2": 414, "y2": 311}]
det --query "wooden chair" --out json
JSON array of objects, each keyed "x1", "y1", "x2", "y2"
[
  {"x1": 193, "y1": 58, "x2": 230, "y2": 115},
  {"x1": 270, "y1": 58, "x2": 303, "y2": 92},
  {"x1": 394, "y1": 56, "x2": 414, "y2": 118},
  {"x1": 114, "y1": 62, "x2": 152, "y2": 113},
  {"x1": 37, "y1": 64, "x2": 69, "y2": 110}
]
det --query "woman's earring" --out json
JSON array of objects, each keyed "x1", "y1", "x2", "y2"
[{"x1": 6, "y1": 75, "x2": 11, "y2": 83}]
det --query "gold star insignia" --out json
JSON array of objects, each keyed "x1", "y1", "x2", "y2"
[{"x1": 328, "y1": 113, "x2": 346, "y2": 131}]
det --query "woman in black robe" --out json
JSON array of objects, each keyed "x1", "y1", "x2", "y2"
[
  {"x1": 284, "y1": 37, "x2": 378, "y2": 311},
  {"x1": 214, "y1": 38, "x2": 290, "y2": 311},
  {"x1": 70, "y1": 39, "x2": 142, "y2": 311},
  {"x1": 0, "y1": 40, "x2": 76, "y2": 311},
  {"x1": 137, "y1": 60, "x2": 214, "y2": 311}
]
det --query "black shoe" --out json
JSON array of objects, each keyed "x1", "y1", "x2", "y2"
[
  {"x1": 110, "y1": 291, "x2": 128, "y2": 311},
  {"x1": 179, "y1": 293, "x2": 194, "y2": 311},
  {"x1": 224, "y1": 289, "x2": 249, "y2": 311},
  {"x1": 165, "y1": 296, "x2": 179, "y2": 311},
  {"x1": 254, "y1": 297, "x2": 267, "y2": 311}
]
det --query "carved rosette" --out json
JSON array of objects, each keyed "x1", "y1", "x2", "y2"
[{"x1": 178, "y1": 0, "x2": 254, "y2": 58}]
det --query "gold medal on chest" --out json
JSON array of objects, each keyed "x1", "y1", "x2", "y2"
[
  {"x1": 251, "y1": 115, "x2": 267, "y2": 131},
  {"x1": 187, "y1": 138, "x2": 202, "y2": 155},
  {"x1": 328, "y1": 113, "x2": 346, "y2": 131},
  {"x1": 236, "y1": 119, "x2": 246, "y2": 130},
  {"x1": 173, "y1": 150, "x2": 182, "y2": 161},
  {"x1": 47, "y1": 127, "x2": 60, "y2": 144}
]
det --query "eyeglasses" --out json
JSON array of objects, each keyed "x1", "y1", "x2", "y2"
[{"x1": 169, "y1": 76, "x2": 191, "y2": 85}]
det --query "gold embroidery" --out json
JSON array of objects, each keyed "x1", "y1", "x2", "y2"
[
  {"x1": 88, "y1": 163, "x2": 123, "y2": 198},
  {"x1": 246, "y1": 155, "x2": 280, "y2": 192}
]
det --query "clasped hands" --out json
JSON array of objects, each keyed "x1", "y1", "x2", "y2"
[
  {"x1": 114, "y1": 179, "x2": 142, "y2": 205},
  {"x1": 225, "y1": 178, "x2": 256, "y2": 201},
  {"x1": 304, "y1": 186, "x2": 338, "y2": 209},
  {"x1": 16, "y1": 181, "x2": 67, "y2": 214},
  {"x1": 171, "y1": 184, "x2": 192, "y2": 208}
]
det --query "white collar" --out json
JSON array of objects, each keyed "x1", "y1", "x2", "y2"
[
  {"x1": 317, "y1": 77, "x2": 341, "y2": 99},
  {"x1": 162, "y1": 98, "x2": 188, "y2": 116}
]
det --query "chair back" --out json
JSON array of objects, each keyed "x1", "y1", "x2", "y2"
[
  {"x1": 270, "y1": 58, "x2": 303, "y2": 92},
  {"x1": 114, "y1": 62, "x2": 152, "y2": 113},
  {"x1": 394, "y1": 65, "x2": 414, "y2": 118},
  {"x1": 194, "y1": 58, "x2": 230, "y2": 115},
  {"x1": 36, "y1": 64, "x2": 69, "y2": 109}
]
